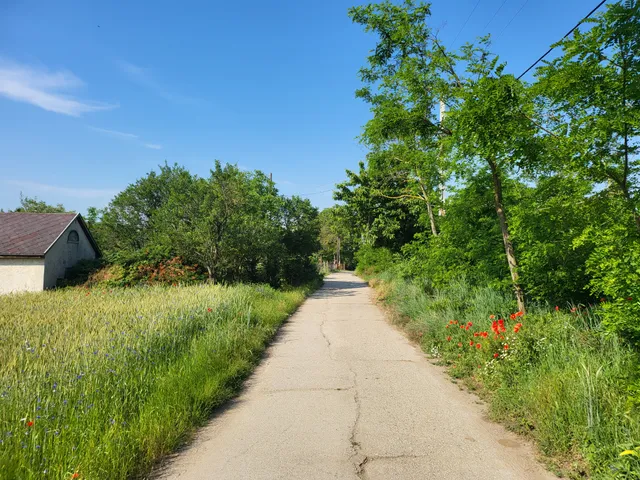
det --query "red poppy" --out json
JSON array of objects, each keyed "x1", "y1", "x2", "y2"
[
  {"x1": 26, "y1": 420, "x2": 33, "y2": 427},
  {"x1": 491, "y1": 321, "x2": 499, "y2": 335},
  {"x1": 555, "y1": 306, "x2": 559, "y2": 311},
  {"x1": 476, "y1": 343, "x2": 482, "y2": 349},
  {"x1": 513, "y1": 323, "x2": 522, "y2": 333},
  {"x1": 72, "y1": 474, "x2": 80, "y2": 479},
  {"x1": 446, "y1": 325, "x2": 449, "y2": 329},
  {"x1": 465, "y1": 326, "x2": 470, "y2": 331},
  {"x1": 493, "y1": 353, "x2": 499, "y2": 358},
  {"x1": 481, "y1": 332, "x2": 488, "y2": 338},
  {"x1": 489, "y1": 314, "x2": 495, "y2": 319},
  {"x1": 515, "y1": 311, "x2": 524, "y2": 317},
  {"x1": 478, "y1": 365, "x2": 482, "y2": 369},
  {"x1": 474, "y1": 332, "x2": 479, "y2": 337},
  {"x1": 467, "y1": 322, "x2": 473, "y2": 327},
  {"x1": 570, "y1": 307, "x2": 577, "y2": 313},
  {"x1": 503, "y1": 344, "x2": 509, "y2": 350},
  {"x1": 458, "y1": 342, "x2": 463, "y2": 347},
  {"x1": 628, "y1": 297, "x2": 633, "y2": 301},
  {"x1": 207, "y1": 308, "x2": 212, "y2": 312},
  {"x1": 460, "y1": 325, "x2": 465, "y2": 329},
  {"x1": 509, "y1": 313, "x2": 516, "y2": 320},
  {"x1": 469, "y1": 340, "x2": 474, "y2": 346},
  {"x1": 449, "y1": 320, "x2": 454, "y2": 324},
  {"x1": 453, "y1": 320, "x2": 458, "y2": 324},
  {"x1": 447, "y1": 336, "x2": 452, "y2": 341}
]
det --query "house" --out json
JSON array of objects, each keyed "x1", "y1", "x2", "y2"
[{"x1": 0, "y1": 213, "x2": 100, "y2": 294}]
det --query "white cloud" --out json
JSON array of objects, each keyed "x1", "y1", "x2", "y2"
[
  {"x1": 88, "y1": 126, "x2": 138, "y2": 139},
  {"x1": 117, "y1": 60, "x2": 199, "y2": 105},
  {"x1": 0, "y1": 60, "x2": 117, "y2": 116},
  {"x1": 88, "y1": 125, "x2": 162, "y2": 150},
  {"x1": 5, "y1": 180, "x2": 118, "y2": 200}
]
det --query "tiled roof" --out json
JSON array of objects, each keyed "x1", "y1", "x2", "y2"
[{"x1": 0, "y1": 213, "x2": 78, "y2": 256}]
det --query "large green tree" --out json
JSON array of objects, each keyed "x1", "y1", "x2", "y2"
[{"x1": 537, "y1": 0, "x2": 640, "y2": 231}]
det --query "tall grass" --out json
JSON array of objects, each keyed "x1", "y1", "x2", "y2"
[
  {"x1": 0, "y1": 282, "x2": 316, "y2": 479},
  {"x1": 371, "y1": 270, "x2": 640, "y2": 479}
]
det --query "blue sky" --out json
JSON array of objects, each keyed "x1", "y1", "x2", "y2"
[{"x1": 0, "y1": 0, "x2": 608, "y2": 213}]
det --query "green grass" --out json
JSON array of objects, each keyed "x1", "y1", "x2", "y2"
[
  {"x1": 0, "y1": 281, "x2": 319, "y2": 479},
  {"x1": 368, "y1": 270, "x2": 640, "y2": 479}
]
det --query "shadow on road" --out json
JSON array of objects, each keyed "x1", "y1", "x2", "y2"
[{"x1": 311, "y1": 277, "x2": 368, "y2": 299}]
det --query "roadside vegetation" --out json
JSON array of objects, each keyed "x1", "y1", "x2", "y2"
[
  {"x1": 0, "y1": 282, "x2": 318, "y2": 479},
  {"x1": 2, "y1": 163, "x2": 323, "y2": 478},
  {"x1": 329, "y1": 1, "x2": 640, "y2": 477}
]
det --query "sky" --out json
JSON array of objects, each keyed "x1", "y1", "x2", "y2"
[{"x1": 0, "y1": 0, "x2": 609, "y2": 213}]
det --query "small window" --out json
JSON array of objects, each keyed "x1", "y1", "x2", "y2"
[{"x1": 67, "y1": 230, "x2": 79, "y2": 244}]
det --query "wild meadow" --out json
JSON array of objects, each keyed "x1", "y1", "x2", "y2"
[
  {"x1": 0, "y1": 282, "x2": 314, "y2": 479},
  {"x1": 369, "y1": 271, "x2": 640, "y2": 479}
]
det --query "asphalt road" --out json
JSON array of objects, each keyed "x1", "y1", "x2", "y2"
[{"x1": 158, "y1": 272, "x2": 555, "y2": 480}]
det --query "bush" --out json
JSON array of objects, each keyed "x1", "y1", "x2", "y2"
[
  {"x1": 582, "y1": 222, "x2": 640, "y2": 346},
  {"x1": 355, "y1": 246, "x2": 394, "y2": 276}
]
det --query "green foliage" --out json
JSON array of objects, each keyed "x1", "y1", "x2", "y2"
[
  {"x1": 11, "y1": 194, "x2": 68, "y2": 213},
  {"x1": 89, "y1": 161, "x2": 320, "y2": 288},
  {"x1": 318, "y1": 206, "x2": 359, "y2": 269},
  {"x1": 341, "y1": 0, "x2": 640, "y2": 340},
  {"x1": 354, "y1": 246, "x2": 394, "y2": 275},
  {"x1": 581, "y1": 216, "x2": 640, "y2": 345},
  {"x1": 510, "y1": 174, "x2": 596, "y2": 304}
]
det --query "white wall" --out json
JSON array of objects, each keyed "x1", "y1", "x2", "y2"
[
  {"x1": 44, "y1": 219, "x2": 97, "y2": 289},
  {"x1": 0, "y1": 258, "x2": 45, "y2": 294}
]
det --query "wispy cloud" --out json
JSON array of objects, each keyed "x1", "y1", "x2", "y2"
[
  {"x1": 0, "y1": 60, "x2": 117, "y2": 116},
  {"x1": 88, "y1": 125, "x2": 162, "y2": 150},
  {"x1": 117, "y1": 60, "x2": 199, "y2": 105},
  {"x1": 88, "y1": 126, "x2": 138, "y2": 139},
  {"x1": 5, "y1": 180, "x2": 118, "y2": 200}
]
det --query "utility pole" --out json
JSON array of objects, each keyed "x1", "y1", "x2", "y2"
[
  {"x1": 438, "y1": 100, "x2": 446, "y2": 216},
  {"x1": 336, "y1": 237, "x2": 341, "y2": 270}
]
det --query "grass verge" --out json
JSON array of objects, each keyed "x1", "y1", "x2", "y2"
[
  {"x1": 364, "y1": 270, "x2": 640, "y2": 479},
  {"x1": 0, "y1": 280, "x2": 320, "y2": 479}
]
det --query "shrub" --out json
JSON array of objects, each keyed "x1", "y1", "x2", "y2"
[{"x1": 355, "y1": 246, "x2": 394, "y2": 276}]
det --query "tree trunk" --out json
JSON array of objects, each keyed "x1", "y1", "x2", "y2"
[
  {"x1": 419, "y1": 182, "x2": 439, "y2": 237},
  {"x1": 488, "y1": 160, "x2": 525, "y2": 313},
  {"x1": 426, "y1": 198, "x2": 438, "y2": 237}
]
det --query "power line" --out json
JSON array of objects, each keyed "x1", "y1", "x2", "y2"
[
  {"x1": 495, "y1": 0, "x2": 529, "y2": 40},
  {"x1": 449, "y1": 0, "x2": 483, "y2": 48},
  {"x1": 517, "y1": 0, "x2": 608, "y2": 79},
  {"x1": 484, "y1": 0, "x2": 509, "y2": 30},
  {"x1": 296, "y1": 189, "x2": 334, "y2": 197}
]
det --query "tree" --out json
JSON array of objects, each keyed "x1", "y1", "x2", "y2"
[
  {"x1": 99, "y1": 163, "x2": 192, "y2": 254},
  {"x1": 349, "y1": 1, "x2": 453, "y2": 238},
  {"x1": 12, "y1": 194, "x2": 68, "y2": 213},
  {"x1": 279, "y1": 196, "x2": 321, "y2": 284},
  {"x1": 155, "y1": 162, "x2": 282, "y2": 284},
  {"x1": 349, "y1": 0, "x2": 540, "y2": 311},
  {"x1": 536, "y1": 0, "x2": 640, "y2": 232}
]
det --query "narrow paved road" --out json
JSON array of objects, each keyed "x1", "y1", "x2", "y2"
[{"x1": 159, "y1": 272, "x2": 554, "y2": 480}]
